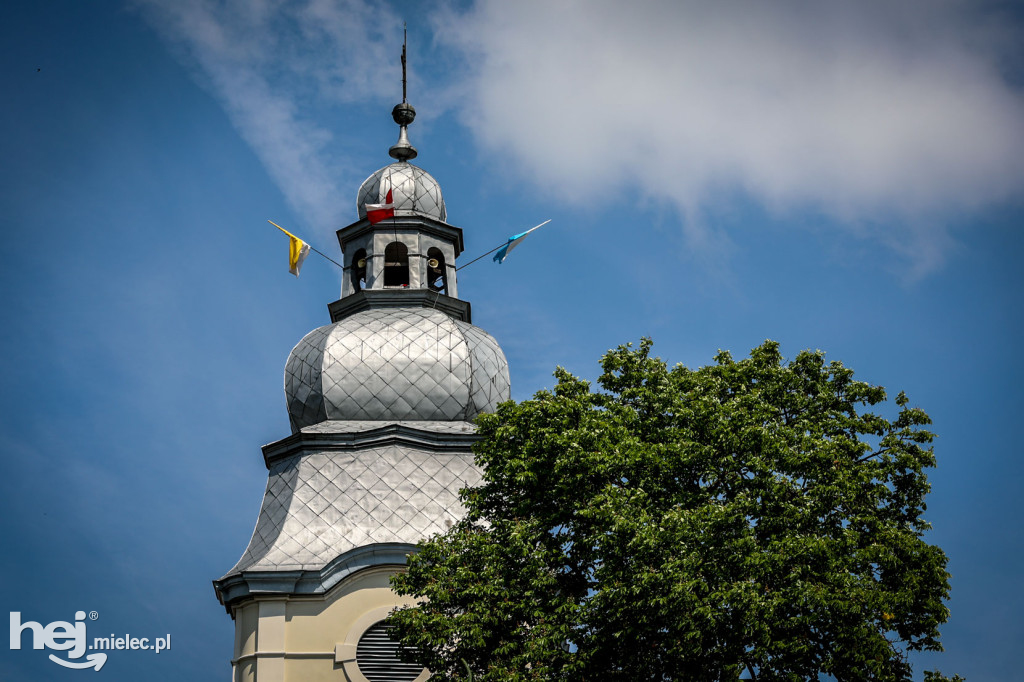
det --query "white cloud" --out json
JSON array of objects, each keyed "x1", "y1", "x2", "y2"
[{"x1": 436, "y1": 0, "x2": 1024, "y2": 271}]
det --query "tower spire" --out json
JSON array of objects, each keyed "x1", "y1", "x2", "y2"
[
  {"x1": 389, "y1": 24, "x2": 417, "y2": 162},
  {"x1": 401, "y1": 23, "x2": 407, "y2": 104}
]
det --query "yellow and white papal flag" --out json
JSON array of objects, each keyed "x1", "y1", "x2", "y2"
[{"x1": 269, "y1": 221, "x2": 311, "y2": 277}]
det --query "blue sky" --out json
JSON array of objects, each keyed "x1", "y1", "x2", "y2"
[{"x1": 2, "y1": 1, "x2": 1022, "y2": 680}]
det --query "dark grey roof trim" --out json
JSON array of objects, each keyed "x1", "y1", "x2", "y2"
[
  {"x1": 336, "y1": 214, "x2": 464, "y2": 256},
  {"x1": 214, "y1": 542, "x2": 418, "y2": 613},
  {"x1": 328, "y1": 289, "x2": 471, "y2": 323},
  {"x1": 261, "y1": 420, "x2": 479, "y2": 468}
]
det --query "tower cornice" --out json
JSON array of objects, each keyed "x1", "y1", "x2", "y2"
[
  {"x1": 337, "y1": 214, "x2": 464, "y2": 257},
  {"x1": 327, "y1": 289, "x2": 471, "y2": 323},
  {"x1": 261, "y1": 420, "x2": 479, "y2": 469},
  {"x1": 214, "y1": 543, "x2": 418, "y2": 612}
]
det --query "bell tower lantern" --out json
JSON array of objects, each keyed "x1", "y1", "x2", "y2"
[{"x1": 341, "y1": 159, "x2": 461, "y2": 301}]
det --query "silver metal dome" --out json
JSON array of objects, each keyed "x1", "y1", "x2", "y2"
[
  {"x1": 285, "y1": 307, "x2": 509, "y2": 430},
  {"x1": 356, "y1": 162, "x2": 446, "y2": 222}
]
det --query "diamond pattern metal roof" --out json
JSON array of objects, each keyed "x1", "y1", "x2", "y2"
[
  {"x1": 285, "y1": 307, "x2": 511, "y2": 431},
  {"x1": 226, "y1": 439, "x2": 482, "y2": 573},
  {"x1": 357, "y1": 162, "x2": 446, "y2": 222}
]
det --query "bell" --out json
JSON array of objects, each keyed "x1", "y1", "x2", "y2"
[
  {"x1": 357, "y1": 258, "x2": 366, "y2": 268},
  {"x1": 427, "y1": 258, "x2": 440, "y2": 270}
]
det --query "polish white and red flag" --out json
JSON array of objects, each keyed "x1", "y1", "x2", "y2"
[{"x1": 366, "y1": 188, "x2": 395, "y2": 225}]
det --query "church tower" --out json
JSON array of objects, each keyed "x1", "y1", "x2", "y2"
[{"x1": 214, "y1": 51, "x2": 511, "y2": 681}]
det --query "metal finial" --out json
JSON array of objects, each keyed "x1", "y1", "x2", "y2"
[
  {"x1": 401, "y1": 23, "x2": 407, "y2": 104},
  {"x1": 389, "y1": 24, "x2": 417, "y2": 162}
]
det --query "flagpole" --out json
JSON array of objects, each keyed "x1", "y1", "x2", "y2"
[
  {"x1": 268, "y1": 221, "x2": 344, "y2": 270},
  {"x1": 455, "y1": 242, "x2": 509, "y2": 271}
]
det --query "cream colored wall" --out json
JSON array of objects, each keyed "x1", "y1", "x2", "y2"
[{"x1": 229, "y1": 566, "x2": 427, "y2": 682}]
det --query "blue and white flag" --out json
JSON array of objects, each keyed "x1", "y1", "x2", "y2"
[{"x1": 493, "y1": 220, "x2": 551, "y2": 264}]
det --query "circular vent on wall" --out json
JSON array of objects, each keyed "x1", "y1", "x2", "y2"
[{"x1": 356, "y1": 620, "x2": 424, "y2": 682}]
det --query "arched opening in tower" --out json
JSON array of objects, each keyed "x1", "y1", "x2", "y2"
[
  {"x1": 383, "y1": 241, "x2": 410, "y2": 287},
  {"x1": 426, "y1": 247, "x2": 447, "y2": 294},
  {"x1": 351, "y1": 248, "x2": 367, "y2": 292},
  {"x1": 356, "y1": 620, "x2": 424, "y2": 682}
]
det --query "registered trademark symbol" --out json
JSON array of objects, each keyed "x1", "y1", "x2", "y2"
[{"x1": 89, "y1": 611, "x2": 99, "y2": 621}]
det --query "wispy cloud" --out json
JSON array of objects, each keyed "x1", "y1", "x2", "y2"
[
  {"x1": 435, "y1": 0, "x2": 1024, "y2": 273},
  {"x1": 134, "y1": 0, "x2": 403, "y2": 233}
]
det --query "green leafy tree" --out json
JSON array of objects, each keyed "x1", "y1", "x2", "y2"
[{"x1": 389, "y1": 340, "x2": 956, "y2": 681}]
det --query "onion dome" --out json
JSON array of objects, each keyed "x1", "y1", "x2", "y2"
[
  {"x1": 284, "y1": 307, "x2": 510, "y2": 431},
  {"x1": 356, "y1": 162, "x2": 446, "y2": 222}
]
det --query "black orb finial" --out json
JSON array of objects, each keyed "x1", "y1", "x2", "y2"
[{"x1": 392, "y1": 102, "x2": 416, "y2": 126}]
